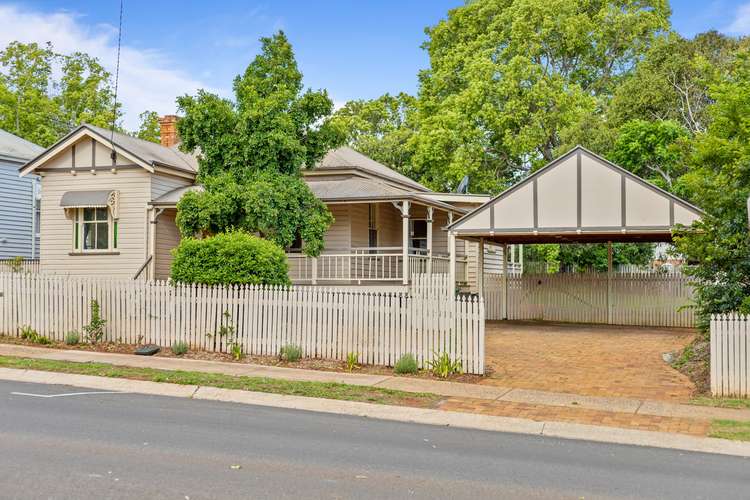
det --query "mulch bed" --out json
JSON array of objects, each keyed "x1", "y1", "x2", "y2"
[
  {"x1": 670, "y1": 333, "x2": 711, "y2": 395},
  {"x1": 0, "y1": 335, "x2": 484, "y2": 384}
]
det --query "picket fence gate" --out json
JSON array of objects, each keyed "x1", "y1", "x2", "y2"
[
  {"x1": 711, "y1": 314, "x2": 750, "y2": 397},
  {"x1": 484, "y1": 272, "x2": 694, "y2": 328},
  {"x1": 0, "y1": 272, "x2": 485, "y2": 374}
]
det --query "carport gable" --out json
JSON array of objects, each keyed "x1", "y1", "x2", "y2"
[{"x1": 447, "y1": 146, "x2": 703, "y2": 244}]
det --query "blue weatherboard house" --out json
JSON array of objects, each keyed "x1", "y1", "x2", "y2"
[{"x1": 0, "y1": 129, "x2": 44, "y2": 259}]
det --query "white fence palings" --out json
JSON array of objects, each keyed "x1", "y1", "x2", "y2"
[
  {"x1": 483, "y1": 272, "x2": 695, "y2": 328},
  {"x1": 711, "y1": 314, "x2": 750, "y2": 397},
  {"x1": 0, "y1": 272, "x2": 485, "y2": 374}
]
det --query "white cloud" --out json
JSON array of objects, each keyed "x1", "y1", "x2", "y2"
[
  {"x1": 0, "y1": 4, "x2": 217, "y2": 130},
  {"x1": 725, "y1": 2, "x2": 750, "y2": 34}
]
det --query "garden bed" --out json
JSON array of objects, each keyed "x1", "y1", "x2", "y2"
[{"x1": 0, "y1": 335, "x2": 485, "y2": 384}]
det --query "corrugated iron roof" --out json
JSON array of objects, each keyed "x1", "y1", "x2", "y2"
[{"x1": 0, "y1": 128, "x2": 44, "y2": 162}]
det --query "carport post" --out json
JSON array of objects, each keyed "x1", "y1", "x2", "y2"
[
  {"x1": 607, "y1": 241, "x2": 613, "y2": 324},
  {"x1": 502, "y1": 243, "x2": 509, "y2": 320}
]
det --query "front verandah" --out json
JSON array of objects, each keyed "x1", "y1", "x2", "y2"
[{"x1": 287, "y1": 200, "x2": 468, "y2": 286}]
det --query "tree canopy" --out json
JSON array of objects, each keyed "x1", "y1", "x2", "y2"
[
  {"x1": 673, "y1": 48, "x2": 750, "y2": 328},
  {"x1": 175, "y1": 32, "x2": 342, "y2": 257},
  {"x1": 176, "y1": 31, "x2": 342, "y2": 181},
  {"x1": 0, "y1": 41, "x2": 121, "y2": 146},
  {"x1": 330, "y1": 93, "x2": 416, "y2": 178}
]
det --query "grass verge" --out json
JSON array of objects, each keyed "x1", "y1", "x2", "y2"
[
  {"x1": 0, "y1": 355, "x2": 440, "y2": 408},
  {"x1": 709, "y1": 420, "x2": 750, "y2": 441},
  {"x1": 690, "y1": 397, "x2": 750, "y2": 410}
]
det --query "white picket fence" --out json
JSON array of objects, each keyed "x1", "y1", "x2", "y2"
[
  {"x1": 484, "y1": 272, "x2": 694, "y2": 327},
  {"x1": 0, "y1": 272, "x2": 485, "y2": 374},
  {"x1": 711, "y1": 314, "x2": 750, "y2": 397},
  {"x1": 0, "y1": 258, "x2": 40, "y2": 274}
]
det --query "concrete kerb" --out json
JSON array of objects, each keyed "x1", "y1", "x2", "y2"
[
  {"x1": 2, "y1": 367, "x2": 750, "y2": 458},
  {"x1": 3, "y1": 344, "x2": 750, "y2": 422}
]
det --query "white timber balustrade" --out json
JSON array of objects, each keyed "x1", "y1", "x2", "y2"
[{"x1": 0, "y1": 272, "x2": 485, "y2": 374}]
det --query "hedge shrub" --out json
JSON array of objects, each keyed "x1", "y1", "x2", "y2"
[{"x1": 170, "y1": 231, "x2": 290, "y2": 286}]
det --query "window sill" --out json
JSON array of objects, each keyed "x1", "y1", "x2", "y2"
[{"x1": 68, "y1": 251, "x2": 120, "y2": 256}]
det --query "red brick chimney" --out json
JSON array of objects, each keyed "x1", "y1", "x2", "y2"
[{"x1": 158, "y1": 115, "x2": 179, "y2": 148}]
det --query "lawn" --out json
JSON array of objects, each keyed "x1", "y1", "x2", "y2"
[
  {"x1": 709, "y1": 420, "x2": 750, "y2": 441},
  {"x1": 0, "y1": 355, "x2": 441, "y2": 408},
  {"x1": 690, "y1": 397, "x2": 750, "y2": 410}
]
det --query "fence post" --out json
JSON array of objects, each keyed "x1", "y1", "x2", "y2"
[
  {"x1": 311, "y1": 257, "x2": 318, "y2": 285},
  {"x1": 607, "y1": 240, "x2": 613, "y2": 324}
]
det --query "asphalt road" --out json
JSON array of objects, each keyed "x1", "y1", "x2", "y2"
[{"x1": 0, "y1": 380, "x2": 747, "y2": 499}]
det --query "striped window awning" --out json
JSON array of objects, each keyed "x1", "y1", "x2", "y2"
[
  {"x1": 60, "y1": 190, "x2": 113, "y2": 208},
  {"x1": 60, "y1": 190, "x2": 120, "y2": 219}
]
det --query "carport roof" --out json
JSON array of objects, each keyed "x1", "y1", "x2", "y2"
[{"x1": 447, "y1": 146, "x2": 703, "y2": 244}]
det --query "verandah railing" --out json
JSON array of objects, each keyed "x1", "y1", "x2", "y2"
[
  {"x1": 287, "y1": 249, "x2": 468, "y2": 284},
  {"x1": 0, "y1": 272, "x2": 485, "y2": 374}
]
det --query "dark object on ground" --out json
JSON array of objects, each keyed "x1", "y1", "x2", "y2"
[{"x1": 135, "y1": 345, "x2": 160, "y2": 356}]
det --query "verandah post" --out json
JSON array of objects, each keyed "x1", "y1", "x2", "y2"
[{"x1": 400, "y1": 200, "x2": 411, "y2": 285}]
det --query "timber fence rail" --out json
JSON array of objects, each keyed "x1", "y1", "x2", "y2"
[
  {"x1": 711, "y1": 314, "x2": 750, "y2": 397},
  {"x1": 0, "y1": 272, "x2": 485, "y2": 374}
]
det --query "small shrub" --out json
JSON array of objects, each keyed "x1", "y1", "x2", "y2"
[
  {"x1": 346, "y1": 352, "x2": 359, "y2": 372},
  {"x1": 279, "y1": 344, "x2": 302, "y2": 362},
  {"x1": 82, "y1": 300, "x2": 106, "y2": 344},
  {"x1": 394, "y1": 353, "x2": 418, "y2": 375},
  {"x1": 20, "y1": 325, "x2": 51, "y2": 345},
  {"x1": 171, "y1": 341, "x2": 189, "y2": 356},
  {"x1": 170, "y1": 230, "x2": 291, "y2": 286},
  {"x1": 427, "y1": 351, "x2": 462, "y2": 379},
  {"x1": 8, "y1": 256, "x2": 24, "y2": 273},
  {"x1": 231, "y1": 343, "x2": 243, "y2": 361},
  {"x1": 64, "y1": 331, "x2": 80, "y2": 345}
]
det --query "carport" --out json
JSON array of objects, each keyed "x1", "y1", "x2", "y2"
[{"x1": 445, "y1": 146, "x2": 703, "y2": 324}]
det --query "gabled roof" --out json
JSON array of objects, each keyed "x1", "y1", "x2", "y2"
[
  {"x1": 314, "y1": 146, "x2": 429, "y2": 192},
  {"x1": 0, "y1": 128, "x2": 44, "y2": 163},
  {"x1": 85, "y1": 124, "x2": 198, "y2": 174},
  {"x1": 20, "y1": 123, "x2": 198, "y2": 177},
  {"x1": 447, "y1": 146, "x2": 703, "y2": 244}
]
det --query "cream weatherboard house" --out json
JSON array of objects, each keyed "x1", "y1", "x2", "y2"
[{"x1": 20, "y1": 117, "x2": 519, "y2": 290}]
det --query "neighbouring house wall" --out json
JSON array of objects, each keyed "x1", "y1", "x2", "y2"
[
  {"x1": 154, "y1": 209, "x2": 180, "y2": 281},
  {"x1": 0, "y1": 160, "x2": 38, "y2": 259},
  {"x1": 465, "y1": 241, "x2": 505, "y2": 292},
  {"x1": 38, "y1": 138, "x2": 151, "y2": 278}
]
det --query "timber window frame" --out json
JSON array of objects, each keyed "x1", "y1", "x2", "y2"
[{"x1": 72, "y1": 207, "x2": 118, "y2": 253}]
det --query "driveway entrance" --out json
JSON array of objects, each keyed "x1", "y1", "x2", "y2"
[{"x1": 481, "y1": 321, "x2": 697, "y2": 401}]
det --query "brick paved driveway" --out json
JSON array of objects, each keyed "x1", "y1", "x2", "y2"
[{"x1": 481, "y1": 321, "x2": 697, "y2": 401}]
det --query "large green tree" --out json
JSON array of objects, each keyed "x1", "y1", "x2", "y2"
[
  {"x1": 134, "y1": 110, "x2": 160, "y2": 143},
  {"x1": 409, "y1": 0, "x2": 670, "y2": 192},
  {"x1": 610, "y1": 31, "x2": 744, "y2": 134},
  {"x1": 0, "y1": 41, "x2": 121, "y2": 146},
  {"x1": 331, "y1": 93, "x2": 417, "y2": 177},
  {"x1": 175, "y1": 32, "x2": 341, "y2": 256},
  {"x1": 0, "y1": 41, "x2": 56, "y2": 145},
  {"x1": 177, "y1": 31, "x2": 341, "y2": 181},
  {"x1": 673, "y1": 48, "x2": 750, "y2": 329}
]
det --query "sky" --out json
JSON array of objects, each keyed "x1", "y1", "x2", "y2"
[{"x1": 1, "y1": 0, "x2": 749, "y2": 130}]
